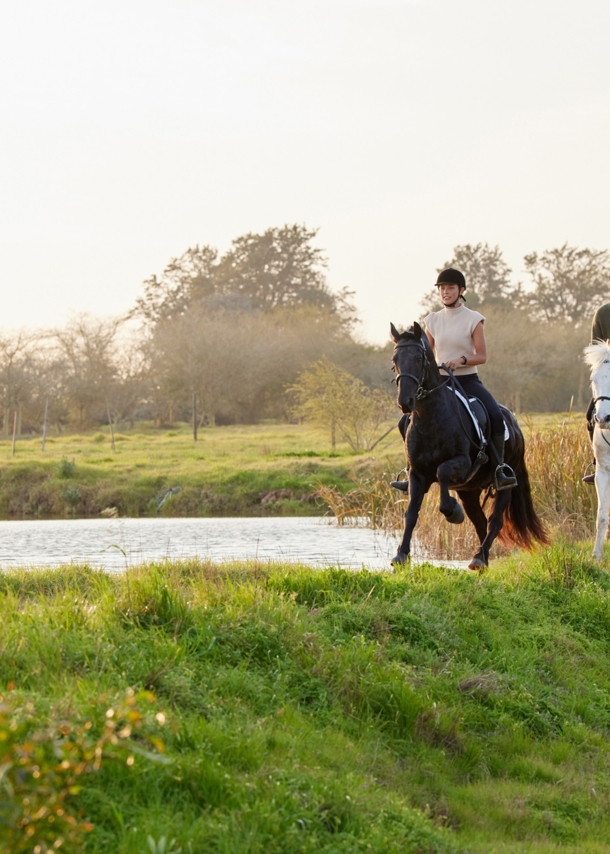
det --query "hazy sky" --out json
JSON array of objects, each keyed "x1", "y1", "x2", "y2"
[{"x1": 1, "y1": 0, "x2": 608, "y2": 343}]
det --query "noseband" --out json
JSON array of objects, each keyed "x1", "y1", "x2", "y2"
[{"x1": 593, "y1": 396, "x2": 610, "y2": 433}]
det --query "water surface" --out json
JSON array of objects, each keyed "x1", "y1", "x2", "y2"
[{"x1": 0, "y1": 516, "x2": 404, "y2": 571}]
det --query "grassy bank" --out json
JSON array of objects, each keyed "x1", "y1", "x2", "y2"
[
  {"x1": 0, "y1": 422, "x2": 401, "y2": 519},
  {"x1": 3, "y1": 549, "x2": 610, "y2": 852}
]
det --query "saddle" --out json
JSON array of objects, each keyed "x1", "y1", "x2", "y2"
[{"x1": 448, "y1": 386, "x2": 491, "y2": 443}]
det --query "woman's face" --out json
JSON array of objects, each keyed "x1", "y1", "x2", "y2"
[{"x1": 438, "y1": 284, "x2": 463, "y2": 306}]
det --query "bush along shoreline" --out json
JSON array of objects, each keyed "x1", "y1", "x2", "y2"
[{"x1": 3, "y1": 550, "x2": 610, "y2": 852}]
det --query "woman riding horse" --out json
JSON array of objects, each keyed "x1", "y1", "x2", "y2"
[
  {"x1": 392, "y1": 268, "x2": 517, "y2": 492},
  {"x1": 389, "y1": 319, "x2": 547, "y2": 569}
]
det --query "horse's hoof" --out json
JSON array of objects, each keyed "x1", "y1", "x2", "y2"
[
  {"x1": 444, "y1": 503, "x2": 464, "y2": 524},
  {"x1": 391, "y1": 552, "x2": 410, "y2": 567},
  {"x1": 468, "y1": 557, "x2": 487, "y2": 571}
]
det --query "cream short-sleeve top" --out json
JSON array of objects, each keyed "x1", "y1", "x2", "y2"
[{"x1": 424, "y1": 304, "x2": 485, "y2": 377}]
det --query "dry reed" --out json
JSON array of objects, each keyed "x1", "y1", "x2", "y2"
[{"x1": 316, "y1": 418, "x2": 597, "y2": 560}]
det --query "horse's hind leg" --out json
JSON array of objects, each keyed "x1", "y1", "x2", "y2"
[
  {"x1": 593, "y1": 467, "x2": 610, "y2": 562},
  {"x1": 467, "y1": 489, "x2": 512, "y2": 570}
]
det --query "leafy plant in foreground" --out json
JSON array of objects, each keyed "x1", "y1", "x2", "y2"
[{"x1": 0, "y1": 689, "x2": 168, "y2": 853}]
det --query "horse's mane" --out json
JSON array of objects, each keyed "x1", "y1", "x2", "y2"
[{"x1": 584, "y1": 340, "x2": 610, "y2": 371}]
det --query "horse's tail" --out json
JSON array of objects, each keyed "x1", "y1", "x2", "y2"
[{"x1": 497, "y1": 457, "x2": 549, "y2": 550}]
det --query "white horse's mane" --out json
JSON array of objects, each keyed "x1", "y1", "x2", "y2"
[{"x1": 584, "y1": 339, "x2": 610, "y2": 372}]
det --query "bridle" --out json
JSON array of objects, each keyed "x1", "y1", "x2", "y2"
[
  {"x1": 593, "y1": 395, "x2": 610, "y2": 442},
  {"x1": 392, "y1": 338, "x2": 444, "y2": 401}
]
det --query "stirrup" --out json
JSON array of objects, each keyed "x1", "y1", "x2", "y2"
[
  {"x1": 583, "y1": 461, "x2": 596, "y2": 484},
  {"x1": 494, "y1": 463, "x2": 517, "y2": 491},
  {"x1": 390, "y1": 468, "x2": 409, "y2": 493}
]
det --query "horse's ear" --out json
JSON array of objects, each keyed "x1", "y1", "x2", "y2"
[
  {"x1": 390, "y1": 322, "x2": 401, "y2": 343},
  {"x1": 413, "y1": 321, "x2": 423, "y2": 339}
]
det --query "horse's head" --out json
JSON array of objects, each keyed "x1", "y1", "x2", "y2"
[
  {"x1": 390, "y1": 321, "x2": 439, "y2": 413},
  {"x1": 584, "y1": 340, "x2": 610, "y2": 428}
]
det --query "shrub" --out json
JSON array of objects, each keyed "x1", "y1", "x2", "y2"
[{"x1": 57, "y1": 457, "x2": 76, "y2": 479}]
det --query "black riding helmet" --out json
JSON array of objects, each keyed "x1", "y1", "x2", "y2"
[{"x1": 436, "y1": 268, "x2": 466, "y2": 304}]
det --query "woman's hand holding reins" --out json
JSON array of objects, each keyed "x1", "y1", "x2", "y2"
[{"x1": 445, "y1": 357, "x2": 466, "y2": 371}]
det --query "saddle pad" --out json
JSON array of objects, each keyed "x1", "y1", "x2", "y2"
[{"x1": 449, "y1": 388, "x2": 486, "y2": 443}]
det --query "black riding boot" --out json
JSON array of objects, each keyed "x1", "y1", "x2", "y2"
[
  {"x1": 491, "y1": 432, "x2": 517, "y2": 491},
  {"x1": 391, "y1": 415, "x2": 411, "y2": 492}
]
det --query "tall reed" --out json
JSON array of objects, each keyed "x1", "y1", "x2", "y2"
[{"x1": 316, "y1": 418, "x2": 596, "y2": 560}]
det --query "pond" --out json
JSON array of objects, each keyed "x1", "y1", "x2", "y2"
[{"x1": 0, "y1": 516, "x2": 408, "y2": 572}]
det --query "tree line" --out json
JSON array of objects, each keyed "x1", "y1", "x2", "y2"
[{"x1": 1, "y1": 229, "x2": 608, "y2": 439}]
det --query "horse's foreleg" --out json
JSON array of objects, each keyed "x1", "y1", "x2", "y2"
[
  {"x1": 458, "y1": 489, "x2": 487, "y2": 543},
  {"x1": 468, "y1": 489, "x2": 512, "y2": 570},
  {"x1": 391, "y1": 474, "x2": 430, "y2": 566},
  {"x1": 593, "y1": 467, "x2": 610, "y2": 562},
  {"x1": 437, "y1": 458, "x2": 469, "y2": 524}
]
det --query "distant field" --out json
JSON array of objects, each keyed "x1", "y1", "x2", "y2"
[
  {"x1": 515, "y1": 410, "x2": 587, "y2": 434},
  {"x1": 0, "y1": 412, "x2": 589, "y2": 521},
  {"x1": 0, "y1": 420, "x2": 404, "y2": 519}
]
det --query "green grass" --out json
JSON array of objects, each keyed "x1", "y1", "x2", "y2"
[
  {"x1": 3, "y1": 545, "x2": 610, "y2": 852},
  {"x1": 0, "y1": 421, "x2": 402, "y2": 519}
]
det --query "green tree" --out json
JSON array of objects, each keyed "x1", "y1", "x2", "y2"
[
  {"x1": 133, "y1": 245, "x2": 219, "y2": 325},
  {"x1": 289, "y1": 357, "x2": 395, "y2": 451},
  {"x1": 215, "y1": 224, "x2": 333, "y2": 312},
  {"x1": 133, "y1": 224, "x2": 354, "y2": 325},
  {"x1": 519, "y1": 243, "x2": 610, "y2": 324}
]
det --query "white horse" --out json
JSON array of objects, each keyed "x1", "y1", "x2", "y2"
[{"x1": 584, "y1": 340, "x2": 610, "y2": 561}]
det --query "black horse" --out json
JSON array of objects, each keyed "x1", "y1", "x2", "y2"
[{"x1": 390, "y1": 322, "x2": 548, "y2": 569}]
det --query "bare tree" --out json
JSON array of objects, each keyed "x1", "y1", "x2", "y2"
[
  {"x1": 0, "y1": 330, "x2": 40, "y2": 438},
  {"x1": 53, "y1": 315, "x2": 123, "y2": 430}
]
